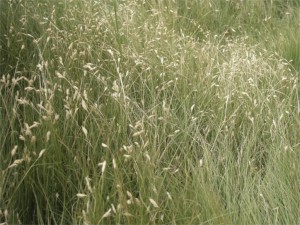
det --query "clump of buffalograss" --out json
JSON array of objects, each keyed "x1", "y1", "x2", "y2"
[{"x1": 1, "y1": 0, "x2": 299, "y2": 224}]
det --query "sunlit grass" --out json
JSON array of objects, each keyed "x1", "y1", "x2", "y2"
[{"x1": 1, "y1": 0, "x2": 299, "y2": 224}]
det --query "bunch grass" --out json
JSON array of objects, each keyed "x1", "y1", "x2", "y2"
[{"x1": 1, "y1": 0, "x2": 299, "y2": 224}]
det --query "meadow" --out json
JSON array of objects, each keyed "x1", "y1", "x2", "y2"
[{"x1": 0, "y1": 0, "x2": 299, "y2": 224}]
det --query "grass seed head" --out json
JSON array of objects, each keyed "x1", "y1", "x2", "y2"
[
  {"x1": 38, "y1": 149, "x2": 46, "y2": 159},
  {"x1": 112, "y1": 158, "x2": 117, "y2": 169},
  {"x1": 101, "y1": 208, "x2": 112, "y2": 219},
  {"x1": 166, "y1": 192, "x2": 172, "y2": 200},
  {"x1": 31, "y1": 136, "x2": 36, "y2": 143},
  {"x1": 76, "y1": 193, "x2": 88, "y2": 198},
  {"x1": 101, "y1": 143, "x2": 108, "y2": 148},
  {"x1": 11, "y1": 145, "x2": 18, "y2": 157},
  {"x1": 82, "y1": 126, "x2": 88, "y2": 137},
  {"x1": 98, "y1": 161, "x2": 107, "y2": 173},
  {"x1": 149, "y1": 198, "x2": 159, "y2": 208},
  {"x1": 8, "y1": 159, "x2": 24, "y2": 169},
  {"x1": 85, "y1": 177, "x2": 93, "y2": 193},
  {"x1": 81, "y1": 99, "x2": 88, "y2": 111},
  {"x1": 199, "y1": 159, "x2": 204, "y2": 167},
  {"x1": 46, "y1": 131, "x2": 51, "y2": 142}
]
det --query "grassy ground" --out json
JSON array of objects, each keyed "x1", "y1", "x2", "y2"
[{"x1": 0, "y1": 0, "x2": 299, "y2": 224}]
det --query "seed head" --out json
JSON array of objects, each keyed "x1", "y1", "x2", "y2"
[{"x1": 149, "y1": 198, "x2": 159, "y2": 208}]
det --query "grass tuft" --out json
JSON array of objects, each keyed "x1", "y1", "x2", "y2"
[{"x1": 1, "y1": 0, "x2": 299, "y2": 224}]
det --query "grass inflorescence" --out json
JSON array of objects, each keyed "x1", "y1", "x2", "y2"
[{"x1": 1, "y1": 0, "x2": 299, "y2": 224}]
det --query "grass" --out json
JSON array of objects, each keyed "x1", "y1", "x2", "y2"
[{"x1": 0, "y1": 0, "x2": 299, "y2": 224}]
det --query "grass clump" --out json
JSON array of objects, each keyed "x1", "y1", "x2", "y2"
[{"x1": 1, "y1": 0, "x2": 299, "y2": 224}]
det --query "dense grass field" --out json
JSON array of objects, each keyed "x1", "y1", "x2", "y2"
[{"x1": 1, "y1": 0, "x2": 299, "y2": 224}]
